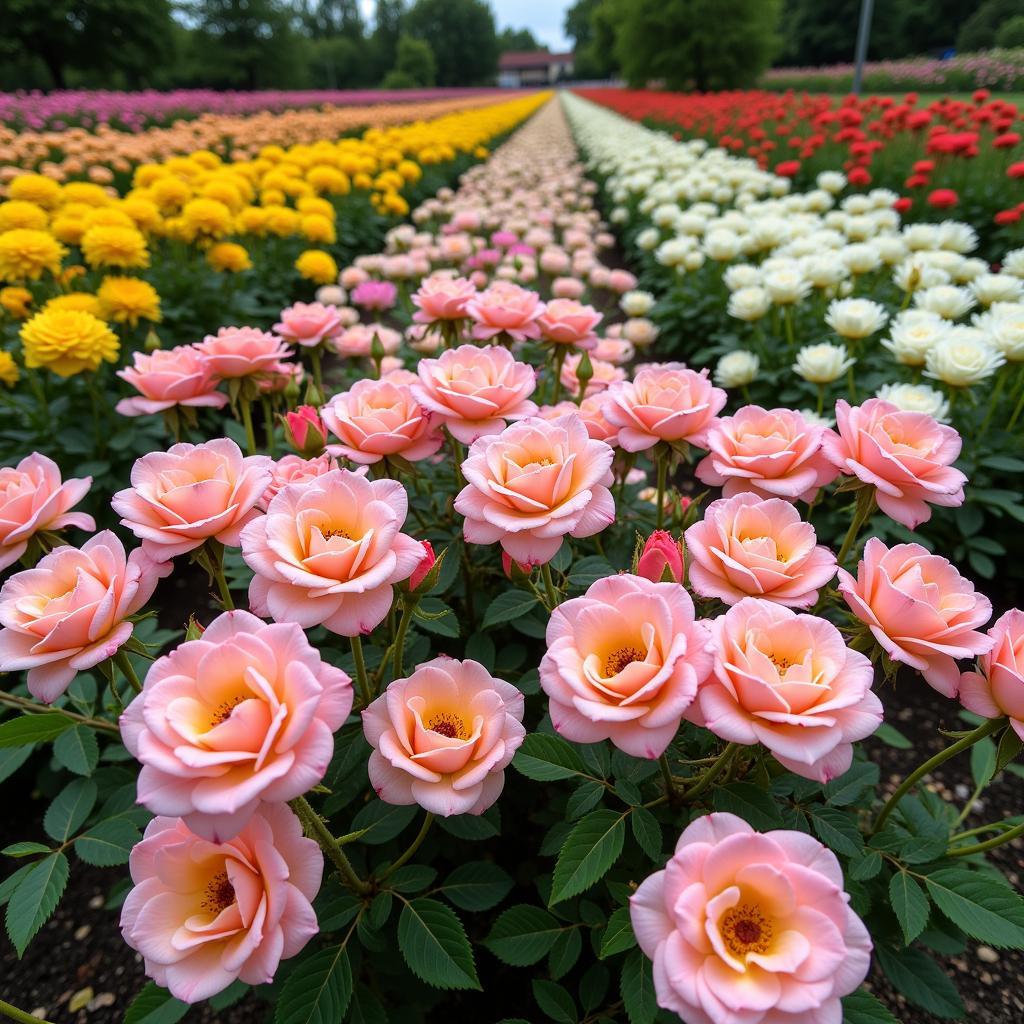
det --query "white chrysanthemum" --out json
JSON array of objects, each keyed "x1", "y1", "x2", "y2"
[
  {"x1": 655, "y1": 237, "x2": 693, "y2": 267},
  {"x1": 869, "y1": 188, "x2": 900, "y2": 209},
  {"x1": 876, "y1": 382, "x2": 951, "y2": 423},
  {"x1": 952, "y1": 256, "x2": 988, "y2": 284},
  {"x1": 875, "y1": 236, "x2": 910, "y2": 266},
  {"x1": 683, "y1": 251, "x2": 705, "y2": 272},
  {"x1": 723, "y1": 263, "x2": 761, "y2": 291},
  {"x1": 714, "y1": 350, "x2": 760, "y2": 387},
  {"x1": 881, "y1": 310, "x2": 950, "y2": 367},
  {"x1": 903, "y1": 224, "x2": 942, "y2": 251},
  {"x1": 636, "y1": 227, "x2": 660, "y2": 251},
  {"x1": 842, "y1": 243, "x2": 882, "y2": 275},
  {"x1": 727, "y1": 285, "x2": 771, "y2": 321},
  {"x1": 1002, "y1": 247, "x2": 1024, "y2": 279},
  {"x1": 924, "y1": 329, "x2": 1004, "y2": 386},
  {"x1": 937, "y1": 220, "x2": 978, "y2": 254},
  {"x1": 971, "y1": 273, "x2": 1024, "y2": 307},
  {"x1": 843, "y1": 215, "x2": 876, "y2": 242},
  {"x1": 816, "y1": 170, "x2": 847, "y2": 194},
  {"x1": 893, "y1": 258, "x2": 950, "y2": 293},
  {"x1": 652, "y1": 203, "x2": 681, "y2": 229},
  {"x1": 802, "y1": 253, "x2": 849, "y2": 289},
  {"x1": 703, "y1": 228, "x2": 741, "y2": 261},
  {"x1": 763, "y1": 265, "x2": 812, "y2": 305},
  {"x1": 825, "y1": 297, "x2": 888, "y2": 339},
  {"x1": 841, "y1": 195, "x2": 872, "y2": 216},
  {"x1": 620, "y1": 290, "x2": 655, "y2": 317},
  {"x1": 974, "y1": 302, "x2": 1024, "y2": 361},
  {"x1": 914, "y1": 284, "x2": 976, "y2": 320},
  {"x1": 793, "y1": 342, "x2": 855, "y2": 383}
]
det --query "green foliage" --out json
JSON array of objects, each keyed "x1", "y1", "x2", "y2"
[
  {"x1": 274, "y1": 945, "x2": 354, "y2": 1024},
  {"x1": 389, "y1": 34, "x2": 436, "y2": 87},
  {"x1": 404, "y1": 0, "x2": 498, "y2": 86},
  {"x1": 997, "y1": 14, "x2": 1024, "y2": 48},
  {"x1": 396, "y1": 898, "x2": 480, "y2": 990},
  {"x1": 959, "y1": 0, "x2": 1024, "y2": 52}
]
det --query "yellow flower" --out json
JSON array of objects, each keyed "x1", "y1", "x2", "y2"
[
  {"x1": 83, "y1": 207, "x2": 135, "y2": 231},
  {"x1": 44, "y1": 292, "x2": 104, "y2": 318},
  {"x1": 97, "y1": 276, "x2": 161, "y2": 326},
  {"x1": 300, "y1": 213, "x2": 336, "y2": 244},
  {"x1": 235, "y1": 207, "x2": 269, "y2": 236},
  {"x1": 182, "y1": 197, "x2": 233, "y2": 239},
  {"x1": 0, "y1": 229, "x2": 66, "y2": 282},
  {"x1": 119, "y1": 196, "x2": 163, "y2": 232},
  {"x1": 295, "y1": 249, "x2": 338, "y2": 285},
  {"x1": 0, "y1": 286, "x2": 32, "y2": 319},
  {"x1": 59, "y1": 182, "x2": 111, "y2": 207},
  {"x1": 0, "y1": 201, "x2": 48, "y2": 232},
  {"x1": 9, "y1": 174, "x2": 61, "y2": 209},
  {"x1": 81, "y1": 225, "x2": 149, "y2": 270},
  {"x1": 20, "y1": 308, "x2": 120, "y2": 377},
  {"x1": 206, "y1": 242, "x2": 252, "y2": 273},
  {"x1": 50, "y1": 216, "x2": 88, "y2": 246},
  {"x1": 150, "y1": 177, "x2": 192, "y2": 213},
  {"x1": 0, "y1": 350, "x2": 19, "y2": 387},
  {"x1": 264, "y1": 206, "x2": 299, "y2": 237}
]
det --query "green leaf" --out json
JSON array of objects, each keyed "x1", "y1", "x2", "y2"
[
  {"x1": 842, "y1": 988, "x2": 899, "y2": 1024},
  {"x1": 971, "y1": 737, "x2": 997, "y2": 790},
  {"x1": 925, "y1": 869, "x2": 1024, "y2": 948},
  {"x1": 630, "y1": 806, "x2": 661, "y2": 860},
  {"x1": 75, "y1": 818, "x2": 140, "y2": 866},
  {"x1": 824, "y1": 762, "x2": 880, "y2": 807},
  {"x1": 889, "y1": 872, "x2": 930, "y2": 945},
  {"x1": 482, "y1": 590, "x2": 540, "y2": 629},
  {"x1": 386, "y1": 864, "x2": 436, "y2": 894},
  {"x1": 413, "y1": 598, "x2": 459, "y2": 638},
  {"x1": 807, "y1": 806, "x2": 865, "y2": 857},
  {"x1": 437, "y1": 809, "x2": 500, "y2": 840},
  {"x1": 0, "y1": 863, "x2": 34, "y2": 907},
  {"x1": 513, "y1": 733, "x2": 590, "y2": 781},
  {"x1": 566, "y1": 780, "x2": 605, "y2": 819},
  {"x1": 274, "y1": 944, "x2": 353, "y2": 1024},
  {"x1": 441, "y1": 861, "x2": 513, "y2": 912},
  {"x1": 0, "y1": 745, "x2": 34, "y2": 785},
  {"x1": 485, "y1": 905, "x2": 565, "y2": 966},
  {"x1": 995, "y1": 726, "x2": 1023, "y2": 775},
  {"x1": 351, "y1": 801, "x2": 416, "y2": 845},
  {"x1": 43, "y1": 778, "x2": 97, "y2": 843},
  {"x1": 873, "y1": 723, "x2": 912, "y2": 749},
  {"x1": 208, "y1": 981, "x2": 249, "y2": 1011},
  {"x1": 548, "y1": 927, "x2": 583, "y2": 979},
  {"x1": 600, "y1": 906, "x2": 637, "y2": 958},
  {"x1": 0, "y1": 714, "x2": 74, "y2": 748},
  {"x1": 532, "y1": 979, "x2": 577, "y2": 1023},
  {"x1": 123, "y1": 983, "x2": 189, "y2": 1024},
  {"x1": 713, "y1": 783, "x2": 785, "y2": 830},
  {"x1": 397, "y1": 898, "x2": 480, "y2": 990},
  {"x1": 53, "y1": 724, "x2": 99, "y2": 777},
  {"x1": 348, "y1": 984, "x2": 387, "y2": 1024},
  {"x1": 550, "y1": 810, "x2": 625, "y2": 905},
  {"x1": 4, "y1": 852, "x2": 69, "y2": 956},
  {"x1": 567, "y1": 556, "x2": 615, "y2": 588},
  {"x1": 2, "y1": 843, "x2": 51, "y2": 858},
  {"x1": 620, "y1": 949, "x2": 656, "y2": 1024},
  {"x1": 875, "y1": 945, "x2": 964, "y2": 1018}
]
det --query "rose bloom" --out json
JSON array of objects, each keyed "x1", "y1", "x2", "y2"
[
  {"x1": 121, "y1": 609, "x2": 352, "y2": 839},
  {"x1": 412, "y1": 343, "x2": 538, "y2": 444},
  {"x1": 592, "y1": 336, "x2": 635, "y2": 365},
  {"x1": 320, "y1": 378, "x2": 443, "y2": 465},
  {"x1": 0, "y1": 452, "x2": 94, "y2": 570},
  {"x1": 240, "y1": 469, "x2": 423, "y2": 636},
  {"x1": 120, "y1": 805, "x2": 321, "y2": 1003},
  {"x1": 333, "y1": 323, "x2": 401, "y2": 359},
  {"x1": 362, "y1": 657, "x2": 525, "y2": 816},
  {"x1": 700, "y1": 598, "x2": 882, "y2": 781},
  {"x1": 351, "y1": 279, "x2": 398, "y2": 311},
  {"x1": 116, "y1": 346, "x2": 228, "y2": 417},
  {"x1": 604, "y1": 364, "x2": 727, "y2": 452},
  {"x1": 537, "y1": 298, "x2": 602, "y2": 349},
  {"x1": 960, "y1": 609, "x2": 1024, "y2": 739},
  {"x1": 260, "y1": 453, "x2": 338, "y2": 509},
  {"x1": 412, "y1": 274, "x2": 477, "y2": 323},
  {"x1": 454, "y1": 414, "x2": 615, "y2": 565},
  {"x1": 272, "y1": 301, "x2": 343, "y2": 348},
  {"x1": 822, "y1": 398, "x2": 966, "y2": 529},
  {"x1": 541, "y1": 574, "x2": 712, "y2": 758},
  {"x1": 466, "y1": 281, "x2": 546, "y2": 342},
  {"x1": 636, "y1": 530, "x2": 685, "y2": 583},
  {"x1": 561, "y1": 353, "x2": 625, "y2": 397},
  {"x1": 631, "y1": 812, "x2": 871, "y2": 1024},
  {"x1": 0, "y1": 531, "x2": 169, "y2": 702},
  {"x1": 696, "y1": 407, "x2": 839, "y2": 503},
  {"x1": 838, "y1": 538, "x2": 993, "y2": 697},
  {"x1": 194, "y1": 326, "x2": 293, "y2": 379},
  {"x1": 686, "y1": 493, "x2": 837, "y2": 608},
  {"x1": 112, "y1": 439, "x2": 272, "y2": 561}
]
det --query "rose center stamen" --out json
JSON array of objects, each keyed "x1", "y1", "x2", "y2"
[
  {"x1": 321, "y1": 527, "x2": 352, "y2": 540},
  {"x1": 721, "y1": 903, "x2": 773, "y2": 957},
  {"x1": 209, "y1": 695, "x2": 245, "y2": 727},
  {"x1": 604, "y1": 646, "x2": 645, "y2": 676},
  {"x1": 200, "y1": 870, "x2": 236, "y2": 914},
  {"x1": 427, "y1": 712, "x2": 469, "y2": 740}
]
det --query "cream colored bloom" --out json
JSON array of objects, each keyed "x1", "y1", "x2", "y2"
[
  {"x1": 825, "y1": 298, "x2": 888, "y2": 339},
  {"x1": 924, "y1": 330, "x2": 1004, "y2": 387},
  {"x1": 727, "y1": 285, "x2": 770, "y2": 321},
  {"x1": 793, "y1": 342, "x2": 854, "y2": 384},
  {"x1": 714, "y1": 350, "x2": 759, "y2": 387}
]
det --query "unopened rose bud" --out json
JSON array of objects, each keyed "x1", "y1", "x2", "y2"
[
  {"x1": 282, "y1": 405, "x2": 327, "y2": 457},
  {"x1": 636, "y1": 530, "x2": 685, "y2": 583},
  {"x1": 575, "y1": 349, "x2": 594, "y2": 400},
  {"x1": 184, "y1": 615, "x2": 205, "y2": 641},
  {"x1": 409, "y1": 540, "x2": 436, "y2": 592},
  {"x1": 502, "y1": 551, "x2": 533, "y2": 580},
  {"x1": 144, "y1": 328, "x2": 162, "y2": 352},
  {"x1": 302, "y1": 377, "x2": 324, "y2": 408}
]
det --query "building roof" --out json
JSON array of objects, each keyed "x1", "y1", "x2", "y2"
[{"x1": 498, "y1": 50, "x2": 574, "y2": 71}]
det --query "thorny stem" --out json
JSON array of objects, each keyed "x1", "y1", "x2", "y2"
[
  {"x1": 658, "y1": 753, "x2": 678, "y2": 804},
  {"x1": 680, "y1": 742, "x2": 742, "y2": 802},
  {"x1": 0, "y1": 691, "x2": 119, "y2": 736},
  {"x1": 540, "y1": 562, "x2": 560, "y2": 610},
  {"x1": 291, "y1": 795, "x2": 371, "y2": 895}
]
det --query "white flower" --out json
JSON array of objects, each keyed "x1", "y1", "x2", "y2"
[
  {"x1": 937, "y1": 220, "x2": 978, "y2": 254},
  {"x1": 620, "y1": 290, "x2": 655, "y2": 317},
  {"x1": 903, "y1": 224, "x2": 942, "y2": 250},
  {"x1": 914, "y1": 284, "x2": 976, "y2": 320},
  {"x1": 816, "y1": 171, "x2": 847, "y2": 194},
  {"x1": 714, "y1": 350, "x2": 759, "y2": 387},
  {"x1": 763, "y1": 265, "x2": 811, "y2": 305},
  {"x1": 842, "y1": 243, "x2": 882, "y2": 275},
  {"x1": 825, "y1": 297, "x2": 888, "y2": 339},
  {"x1": 703, "y1": 228, "x2": 741, "y2": 261},
  {"x1": 875, "y1": 236, "x2": 910, "y2": 266},
  {"x1": 881, "y1": 310, "x2": 950, "y2": 367},
  {"x1": 723, "y1": 264, "x2": 761, "y2": 291},
  {"x1": 952, "y1": 256, "x2": 988, "y2": 283},
  {"x1": 621, "y1": 317, "x2": 659, "y2": 347},
  {"x1": 797, "y1": 408, "x2": 835, "y2": 428},
  {"x1": 636, "y1": 227, "x2": 660, "y2": 251},
  {"x1": 974, "y1": 303, "x2": 1024, "y2": 361},
  {"x1": 655, "y1": 237, "x2": 693, "y2": 267},
  {"x1": 802, "y1": 253, "x2": 849, "y2": 289},
  {"x1": 793, "y1": 342, "x2": 855, "y2": 383},
  {"x1": 683, "y1": 251, "x2": 705, "y2": 272},
  {"x1": 893, "y1": 258, "x2": 950, "y2": 293},
  {"x1": 727, "y1": 285, "x2": 770, "y2": 321},
  {"x1": 924, "y1": 329, "x2": 1005, "y2": 386},
  {"x1": 1002, "y1": 247, "x2": 1024, "y2": 279},
  {"x1": 971, "y1": 273, "x2": 1024, "y2": 307},
  {"x1": 876, "y1": 383, "x2": 951, "y2": 423}
]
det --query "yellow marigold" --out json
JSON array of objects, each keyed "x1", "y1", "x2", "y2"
[
  {"x1": 20, "y1": 308, "x2": 119, "y2": 377},
  {"x1": 182, "y1": 197, "x2": 233, "y2": 238},
  {"x1": 265, "y1": 206, "x2": 299, "y2": 238},
  {"x1": 44, "y1": 292, "x2": 103, "y2": 318},
  {"x1": 120, "y1": 196, "x2": 163, "y2": 232},
  {"x1": 59, "y1": 265, "x2": 87, "y2": 287},
  {"x1": 132, "y1": 165, "x2": 165, "y2": 189},
  {"x1": 0, "y1": 286, "x2": 32, "y2": 319},
  {"x1": 81, "y1": 224, "x2": 149, "y2": 270},
  {"x1": 296, "y1": 196, "x2": 335, "y2": 221},
  {"x1": 60, "y1": 182, "x2": 111, "y2": 207},
  {"x1": 397, "y1": 160, "x2": 422, "y2": 183},
  {"x1": 198, "y1": 179, "x2": 244, "y2": 212},
  {"x1": 235, "y1": 207, "x2": 269, "y2": 236},
  {"x1": 300, "y1": 213, "x2": 336, "y2": 245},
  {"x1": 83, "y1": 207, "x2": 135, "y2": 231},
  {"x1": 0, "y1": 229, "x2": 66, "y2": 282},
  {"x1": 150, "y1": 177, "x2": 192, "y2": 213},
  {"x1": 50, "y1": 217, "x2": 87, "y2": 246},
  {"x1": 9, "y1": 174, "x2": 61, "y2": 209},
  {"x1": 306, "y1": 166, "x2": 349, "y2": 195},
  {"x1": 0, "y1": 350, "x2": 19, "y2": 386},
  {"x1": 207, "y1": 242, "x2": 252, "y2": 273},
  {"x1": 260, "y1": 189, "x2": 287, "y2": 208},
  {"x1": 97, "y1": 276, "x2": 161, "y2": 326},
  {"x1": 0, "y1": 201, "x2": 48, "y2": 232},
  {"x1": 353, "y1": 172, "x2": 373, "y2": 191},
  {"x1": 295, "y1": 249, "x2": 337, "y2": 285}
]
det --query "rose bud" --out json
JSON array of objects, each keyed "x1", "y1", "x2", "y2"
[
  {"x1": 502, "y1": 551, "x2": 534, "y2": 579},
  {"x1": 636, "y1": 530, "x2": 684, "y2": 583},
  {"x1": 409, "y1": 540, "x2": 436, "y2": 592},
  {"x1": 283, "y1": 405, "x2": 327, "y2": 457}
]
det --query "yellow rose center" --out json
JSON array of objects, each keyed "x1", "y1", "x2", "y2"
[
  {"x1": 427, "y1": 711, "x2": 469, "y2": 740},
  {"x1": 209, "y1": 695, "x2": 246, "y2": 728},
  {"x1": 201, "y1": 870, "x2": 236, "y2": 914},
  {"x1": 604, "y1": 645, "x2": 645, "y2": 676},
  {"x1": 721, "y1": 903, "x2": 773, "y2": 957}
]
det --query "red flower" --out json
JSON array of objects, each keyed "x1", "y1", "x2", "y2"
[
  {"x1": 995, "y1": 209, "x2": 1021, "y2": 226},
  {"x1": 893, "y1": 197, "x2": 913, "y2": 214},
  {"x1": 774, "y1": 159, "x2": 801, "y2": 176},
  {"x1": 927, "y1": 188, "x2": 958, "y2": 209}
]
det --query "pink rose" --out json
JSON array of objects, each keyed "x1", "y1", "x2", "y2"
[
  {"x1": 700, "y1": 598, "x2": 882, "y2": 780},
  {"x1": 631, "y1": 812, "x2": 871, "y2": 1024},
  {"x1": 121, "y1": 609, "x2": 352, "y2": 839},
  {"x1": 0, "y1": 452, "x2": 94, "y2": 571},
  {"x1": 412, "y1": 274, "x2": 477, "y2": 323},
  {"x1": 272, "y1": 301, "x2": 344, "y2": 348},
  {"x1": 455, "y1": 413, "x2": 615, "y2": 565},
  {"x1": 466, "y1": 282, "x2": 546, "y2": 342},
  {"x1": 0, "y1": 531, "x2": 170, "y2": 702},
  {"x1": 116, "y1": 346, "x2": 227, "y2": 417},
  {"x1": 408, "y1": 540, "x2": 436, "y2": 591},
  {"x1": 636, "y1": 530, "x2": 685, "y2": 583},
  {"x1": 120, "y1": 805, "x2": 321, "y2": 1003},
  {"x1": 240, "y1": 468, "x2": 423, "y2": 636},
  {"x1": 333, "y1": 323, "x2": 401, "y2": 359},
  {"x1": 838, "y1": 538, "x2": 993, "y2": 697},
  {"x1": 260, "y1": 453, "x2": 338, "y2": 508},
  {"x1": 607, "y1": 269, "x2": 638, "y2": 293},
  {"x1": 696, "y1": 406, "x2": 839, "y2": 503},
  {"x1": 194, "y1": 326, "x2": 293, "y2": 379},
  {"x1": 283, "y1": 405, "x2": 327, "y2": 457},
  {"x1": 537, "y1": 298, "x2": 602, "y2": 349},
  {"x1": 412, "y1": 343, "x2": 538, "y2": 444},
  {"x1": 112, "y1": 439, "x2": 271, "y2": 561},
  {"x1": 823, "y1": 398, "x2": 966, "y2": 529},
  {"x1": 538, "y1": 396, "x2": 618, "y2": 445},
  {"x1": 351, "y1": 280, "x2": 398, "y2": 311},
  {"x1": 960, "y1": 609, "x2": 1024, "y2": 739},
  {"x1": 321, "y1": 378, "x2": 443, "y2": 465},
  {"x1": 541, "y1": 574, "x2": 712, "y2": 757},
  {"x1": 686, "y1": 493, "x2": 837, "y2": 608},
  {"x1": 592, "y1": 337, "x2": 635, "y2": 364},
  {"x1": 362, "y1": 657, "x2": 525, "y2": 816},
  {"x1": 604, "y1": 364, "x2": 727, "y2": 452}
]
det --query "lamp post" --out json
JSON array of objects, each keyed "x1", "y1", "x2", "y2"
[{"x1": 852, "y1": 0, "x2": 875, "y2": 95}]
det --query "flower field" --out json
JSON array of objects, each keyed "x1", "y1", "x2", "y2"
[{"x1": 1, "y1": 84, "x2": 1024, "y2": 1024}]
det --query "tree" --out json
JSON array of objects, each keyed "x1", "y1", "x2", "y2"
[
  {"x1": 300, "y1": 0, "x2": 365, "y2": 40},
  {"x1": 997, "y1": 13, "x2": 1024, "y2": 47},
  {"x1": 371, "y1": 0, "x2": 405, "y2": 82},
  {"x1": 389, "y1": 33, "x2": 436, "y2": 86},
  {"x1": 0, "y1": 0, "x2": 174, "y2": 88},
  {"x1": 564, "y1": 0, "x2": 617, "y2": 78},
  {"x1": 404, "y1": 0, "x2": 498, "y2": 86},
  {"x1": 958, "y1": 0, "x2": 1024, "y2": 52},
  {"x1": 610, "y1": 0, "x2": 781, "y2": 91},
  {"x1": 497, "y1": 26, "x2": 540, "y2": 52}
]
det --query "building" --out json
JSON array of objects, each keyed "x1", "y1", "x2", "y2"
[{"x1": 498, "y1": 50, "x2": 575, "y2": 88}]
